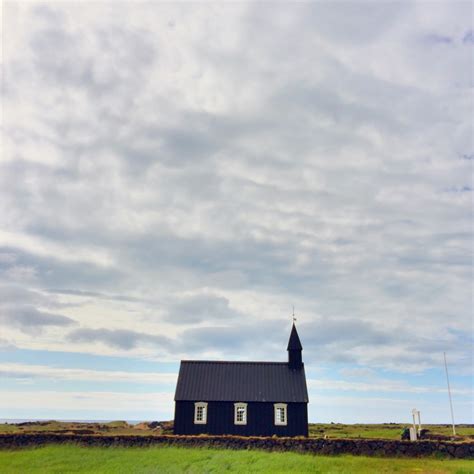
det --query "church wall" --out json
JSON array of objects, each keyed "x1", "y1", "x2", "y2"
[{"x1": 174, "y1": 401, "x2": 308, "y2": 437}]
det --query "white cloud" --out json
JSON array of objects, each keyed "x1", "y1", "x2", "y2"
[
  {"x1": 1, "y1": 390, "x2": 174, "y2": 416},
  {"x1": 0, "y1": 363, "x2": 177, "y2": 385},
  {"x1": 308, "y1": 393, "x2": 473, "y2": 424},
  {"x1": 0, "y1": 1, "x2": 471, "y2": 380},
  {"x1": 308, "y1": 378, "x2": 472, "y2": 396}
]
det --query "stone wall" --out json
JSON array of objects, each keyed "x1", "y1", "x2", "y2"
[{"x1": 1, "y1": 433, "x2": 473, "y2": 459}]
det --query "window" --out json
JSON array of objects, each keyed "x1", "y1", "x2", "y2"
[
  {"x1": 274, "y1": 403, "x2": 287, "y2": 426},
  {"x1": 194, "y1": 402, "x2": 208, "y2": 424},
  {"x1": 234, "y1": 403, "x2": 247, "y2": 425}
]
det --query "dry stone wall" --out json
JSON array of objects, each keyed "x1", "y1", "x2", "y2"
[{"x1": 1, "y1": 433, "x2": 473, "y2": 459}]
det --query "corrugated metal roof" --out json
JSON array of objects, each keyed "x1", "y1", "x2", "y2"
[{"x1": 174, "y1": 361, "x2": 309, "y2": 402}]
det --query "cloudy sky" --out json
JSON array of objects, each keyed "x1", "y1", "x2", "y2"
[{"x1": 1, "y1": 1, "x2": 472, "y2": 423}]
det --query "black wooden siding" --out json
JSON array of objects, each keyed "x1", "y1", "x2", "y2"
[{"x1": 174, "y1": 401, "x2": 308, "y2": 437}]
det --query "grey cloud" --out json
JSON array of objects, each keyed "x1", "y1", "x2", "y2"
[
  {"x1": 424, "y1": 33, "x2": 454, "y2": 45},
  {"x1": 45, "y1": 288, "x2": 144, "y2": 303},
  {"x1": 0, "y1": 284, "x2": 78, "y2": 335},
  {"x1": 0, "y1": 305, "x2": 75, "y2": 334},
  {"x1": 0, "y1": 252, "x2": 17, "y2": 264},
  {"x1": 116, "y1": 122, "x2": 220, "y2": 171},
  {"x1": 119, "y1": 234, "x2": 324, "y2": 295},
  {"x1": 64, "y1": 320, "x2": 283, "y2": 359},
  {"x1": 165, "y1": 294, "x2": 242, "y2": 325},
  {"x1": 0, "y1": 282, "x2": 84, "y2": 311},
  {"x1": 112, "y1": 107, "x2": 278, "y2": 174},
  {"x1": 302, "y1": 318, "x2": 393, "y2": 349},
  {"x1": 463, "y1": 30, "x2": 474, "y2": 44},
  {"x1": 30, "y1": 22, "x2": 156, "y2": 95},
  {"x1": 0, "y1": 338, "x2": 16, "y2": 351},
  {"x1": 294, "y1": 318, "x2": 468, "y2": 371},
  {"x1": 0, "y1": 285, "x2": 46, "y2": 307},
  {"x1": 0, "y1": 247, "x2": 124, "y2": 292},
  {"x1": 67, "y1": 328, "x2": 174, "y2": 351},
  {"x1": 32, "y1": 4, "x2": 65, "y2": 25},
  {"x1": 30, "y1": 28, "x2": 83, "y2": 85},
  {"x1": 0, "y1": 368, "x2": 30, "y2": 379},
  {"x1": 178, "y1": 319, "x2": 290, "y2": 360},
  {"x1": 244, "y1": 2, "x2": 409, "y2": 47},
  {"x1": 271, "y1": 82, "x2": 405, "y2": 136},
  {"x1": 174, "y1": 316, "x2": 432, "y2": 368},
  {"x1": 339, "y1": 367, "x2": 376, "y2": 378}
]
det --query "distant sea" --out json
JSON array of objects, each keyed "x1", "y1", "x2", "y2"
[{"x1": 0, "y1": 419, "x2": 146, "y2": 424}]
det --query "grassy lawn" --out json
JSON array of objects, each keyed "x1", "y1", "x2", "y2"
[{"x1": 0, "y1": 445, "x2": 473, "y2": 474}]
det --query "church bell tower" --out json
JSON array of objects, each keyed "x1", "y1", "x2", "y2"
[{"x1": 287, "y1": 323, "x2": 303, "y2": 370}]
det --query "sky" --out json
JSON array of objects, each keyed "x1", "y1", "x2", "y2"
[{"x1": 1, "y1": 1, "x2": 472, "y2": 424}]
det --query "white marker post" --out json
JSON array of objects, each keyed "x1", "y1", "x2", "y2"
[
  {"x1": 411, "y1": 409, "x2": 418, "y2": 441},
  {"x1": 443, "y1": 352, "x2": 456, "y2": 436}
]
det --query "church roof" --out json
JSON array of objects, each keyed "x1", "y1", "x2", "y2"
[
  {"x1": 287, "y1": 323, "x2": 303, "y2": 351},
  {"x1": 174, "y1": 360, "x2": 308, "y2": 403}
]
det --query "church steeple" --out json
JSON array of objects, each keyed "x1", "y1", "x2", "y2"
[{"x1": 287, "y1": 323, "x2": 303, "y2": 370}]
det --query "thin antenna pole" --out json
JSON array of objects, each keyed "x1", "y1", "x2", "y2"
[
  {"x1": 292, "y1": 305, "x2": 296, "y2": 323},
  {"x1": 443, "y1": 352, "x2": 456, "y2": 436}
]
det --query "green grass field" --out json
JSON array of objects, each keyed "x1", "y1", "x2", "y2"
[
  {"x1": 308, "y1": 423, "x2": 474, "y2": 440},
  {"x1": 0, "y1": 445, "x2": 472, "y2": 474}
]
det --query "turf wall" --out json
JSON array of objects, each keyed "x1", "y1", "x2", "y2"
[{"x1": 0, "y1": 434, "x2": 473, "y2": 459}]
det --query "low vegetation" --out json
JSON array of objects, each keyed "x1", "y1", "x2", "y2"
[
  {"x1": 0, "y1": 420, "x2": 172, "y2": 436},
  {"x1": 1, "y1": 421, "x2": 473, "y2": 440},
  {"x1": 0, "y1": 445, "x2": 473, "y2": 474}
]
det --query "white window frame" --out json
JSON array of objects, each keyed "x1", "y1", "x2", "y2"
[
  {"x1": 234, "y1": 402, "x2": 247, "y2": 425},
  {"x1": 274, "y1": 403, "x2": 287, "y2": 426},
  {"x1": 194, "y1": 402, "x2": 208, "y2": 424}
]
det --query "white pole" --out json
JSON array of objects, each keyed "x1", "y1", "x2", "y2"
[
  {"x1": 411, "y1": 409, "x2": 418, "y2": 440},
  {"x1": 443, "y1": 352, "x2": 456, "y2": 436}
]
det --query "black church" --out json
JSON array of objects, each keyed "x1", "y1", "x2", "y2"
[{"x1": 173, "y1": 323, "x2": 309, "y2": 436}]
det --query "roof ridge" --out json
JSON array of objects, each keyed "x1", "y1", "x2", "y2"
[{"x1": 180, "y1": 360, "x2": 287, "y2": 365}]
